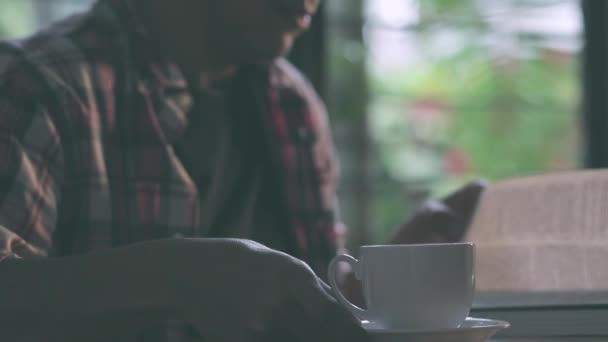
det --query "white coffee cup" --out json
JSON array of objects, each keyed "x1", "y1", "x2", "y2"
[{"x1": 328, "y1": 243, "x2": 475, "y2": 331}]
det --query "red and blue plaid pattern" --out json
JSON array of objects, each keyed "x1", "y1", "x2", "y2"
[{"x1": 0, "y1": 0, "x2": 341, "y2": 277}]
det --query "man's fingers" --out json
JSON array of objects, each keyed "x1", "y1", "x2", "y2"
[
  {"x1": 282, "y1": 278, "x2": 369, "y2": 342},
  {"x1": 315, "y1": 278, "x2": 369, "y2": 339},
  {"x1": 319, "y1": 279, "x2": 334, "y2": 297},
  {"x1": 280, "y1": 303, "x2": 369, "y2": 342},
  {"x1": 390, "y1": 201, "x2": 455, "y2": 244},
  {"x1": 442, "y1": 179, "x2": 488, "y2": 223}
]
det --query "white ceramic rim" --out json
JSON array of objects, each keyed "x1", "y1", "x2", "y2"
[
  {"x1": 361, "y1": 242, "x2": 474, "y2": 249},
  {"x1": 362, "y1": 317, "x2": 510, "y2": 335}
]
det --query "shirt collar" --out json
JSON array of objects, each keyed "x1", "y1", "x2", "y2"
[{"x1": 93, "y1": 0, "x2": 190, "y2": 92}]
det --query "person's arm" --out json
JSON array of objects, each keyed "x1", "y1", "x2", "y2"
[
  {"x1": 0, "y1": 239, "x2": 177, "y2": 341},
  {"x1": 277, "y1": 59, "x2": 361, "y2": 303},
  {"x1": 276, "y1": 59, "x2": 346, "y2": 255},
  {"x1": 1, "y1": 237, "x2": 371, "y2": 342},
  {"x1": 0, "y1": 70, "x2": 368, "y2": 342},
  {"x1": 0, "y1": 80, "x2": 174, "y2": 339}
]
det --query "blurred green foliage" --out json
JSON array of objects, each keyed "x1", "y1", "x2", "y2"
[
  {"x1": 0, "y1": 0, "x2": 35, "y2": 39},
  {"x1": 330, "y1": 0, "x2": 581, "y2": 242}
]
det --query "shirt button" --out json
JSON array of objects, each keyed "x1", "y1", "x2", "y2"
[
  {"x1": 298, "y1": 127, "x2": 308, "y2": 139},
  {"x1": 298, "y1": 127, "x2": 316, "y2": 144}
]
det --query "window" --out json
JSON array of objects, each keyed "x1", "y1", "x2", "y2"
[
  {"x1": 0, "y1": 0, "x2": 93, "y2": 39},
  {"x1": 328, "y1": 0, "x2": 583, "y2": 245}
]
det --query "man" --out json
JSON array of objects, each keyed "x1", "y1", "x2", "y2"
[{"x1": 0, "y1": 0, "x2": 484, "y2": 340}]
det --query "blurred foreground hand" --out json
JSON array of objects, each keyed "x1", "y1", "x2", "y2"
[{"x1": 389, "y1": 180, "x2": 487, "y2": 245}]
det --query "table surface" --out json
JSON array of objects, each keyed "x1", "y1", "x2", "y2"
[{"x1": 493, "y1": 339, "x2": 607, "y2": 341}]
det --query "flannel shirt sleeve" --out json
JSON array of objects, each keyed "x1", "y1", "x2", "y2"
[
  {"x1": 306, "y1": 85, "x2": 347, "y2": 254},
  {"x1": 0, "y1": 80, "x2": 64, "y2": 263},
  {"x1": 276, "y1": 59, "x2": 346, "y2": 253}
]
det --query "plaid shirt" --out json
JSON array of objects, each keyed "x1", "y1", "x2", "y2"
[{"x1": 0, "y1": 0, "x2": 341, "y2": 279}]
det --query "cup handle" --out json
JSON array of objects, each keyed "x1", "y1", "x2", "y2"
[{"x1": 328, "y1": 254, "x2": 369, "y2": 321}]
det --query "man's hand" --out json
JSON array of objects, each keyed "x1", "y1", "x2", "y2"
[
  {"x1": 168, "y1": 239, "x2": 369, "y2": 342},
  {"x1": 388, "y1": 180, "x2": 487, "y2": 245}
]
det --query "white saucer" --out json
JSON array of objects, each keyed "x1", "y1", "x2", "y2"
[{"x1": 362, "y1": 317, "x2": 510, "y2": 342}]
